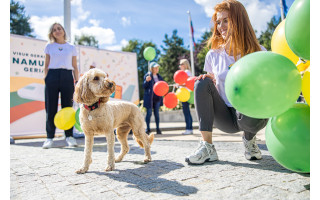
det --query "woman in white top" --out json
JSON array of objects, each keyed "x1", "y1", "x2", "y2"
[
  {"x1": 42, "y1": 23, "x2": 79, "y2": 149},
  {"x1": 179, "y1": 59, "x2": 193, "y2": 135},
  {"x1": 185, "y1": 0, "x2": 268, "y2": 165}
]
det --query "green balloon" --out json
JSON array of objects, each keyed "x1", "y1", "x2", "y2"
[
  {"x1": 74, "y1": 121, "x2": 83, "y2": 132},
  {"x1": 75, "y1": 108, "x2": 80, "y2": 125},
  {"x1": 265, "y1": 103, "x2": 310, "y2": 173},
  {"x1": 225, "y1": 51, "x2": 301, "y2": 118},
  {"x1": 285, "y1": 0, "x2": 310, "y2": 60},
  {"x1": 187, "y1": 91, "x2": 194, "y2": 104},
  {"x1": 143, "y1": 47, "x2": 156, "y2": 61}
]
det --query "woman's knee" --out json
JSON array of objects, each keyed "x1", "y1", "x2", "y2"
[{"x1": 194, "y1": 77, "x2": 214, "y2": 94}]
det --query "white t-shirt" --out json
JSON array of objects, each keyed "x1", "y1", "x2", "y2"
[
  {"x1": 204, "y1": 46, "x2": 266, "y2": 107},
  {"x1": 153, "y1": 74, "x2": 159, "y2": 82},
  {"x1": 185, "y1": 69, "x2": 192, "y2": 77},
  {"x1": 44, "y1": 42, "x2": 77, "y2": 70}
]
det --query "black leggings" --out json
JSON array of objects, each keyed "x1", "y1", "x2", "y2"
[
  {"x1": 45, "y1": 69, "x2": 74, "y2": 139},
  {"x1": 194, "y1": 78, "x2": 268, "y2": 140}
]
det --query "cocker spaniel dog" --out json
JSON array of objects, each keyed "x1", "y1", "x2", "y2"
[{"x1": 74, "y1": 68, "x2": 154, "y2": 174}]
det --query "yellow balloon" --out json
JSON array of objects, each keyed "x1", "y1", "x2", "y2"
[
  {"x1": 176, "y1": 87, "x2": 190, "y2": 102},
  {"x1": 302, "y1": 67, "x2": 310, "y2": 106},
  {"x1": 271, "y1": 20, "x2": 309, "y2": 72},
  {"x1": 297, "y1": 60, "x2": 310, "y2": 72},
  {"x1": 54, "y1": 107, "x2": 76, "y2": 130}
]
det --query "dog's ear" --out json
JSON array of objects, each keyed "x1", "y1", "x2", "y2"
[{"x1": 73, "y1": 75, "x2": 94, "y2": 104}]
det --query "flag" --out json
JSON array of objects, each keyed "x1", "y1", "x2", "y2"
[
  {"x1": 282, "y1": 0, "x2": 288, "y2": 16},
  {"x1": 190, "y1": 20, "x2": 196, "y2": 47}
]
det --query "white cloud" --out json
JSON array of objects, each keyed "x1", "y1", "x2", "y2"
[
  {"x1": 28, "y1": 0, "x2": 117, "y2": 48},
  {"x1": 29, "y1": 15, "x2": 64, "y2": 41},
  {"x1": 105, "y1": 39, "x2": 129, "y2": 51},
  {"x1": 89, "y1": 19, "x2": 100, "y2": 27},
  {"x1": 74, "y1": 26, "x2": 116, "y2": 46},
  {"x1": 194, "y1": 0, "x2": 279, "y2": 35},
  {"x1": 121, "y1": 17, "x2": 131, "y2": 27}
]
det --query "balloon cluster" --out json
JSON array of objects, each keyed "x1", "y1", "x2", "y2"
[
  {"x1": 152, "y1": 70, "x2": 196, "y2": 109},
  {"x1": 225, "y1": 0, "x2": 310, "y2": 173},
  {"x1": 54, "y1": 107, "x2": 83, "y2": 132}
]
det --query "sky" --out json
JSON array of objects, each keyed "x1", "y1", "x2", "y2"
[{"x1": 16, "y1": 0, "x2": 295, "y2": 51}]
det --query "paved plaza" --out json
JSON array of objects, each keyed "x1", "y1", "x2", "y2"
[{"x1": 10, "y1": 124, "x2": 310, "y2": 200}]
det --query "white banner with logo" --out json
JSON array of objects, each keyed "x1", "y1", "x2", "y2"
[{"x1": 10, "y1": 34, "x2": 139, "y2": 137}]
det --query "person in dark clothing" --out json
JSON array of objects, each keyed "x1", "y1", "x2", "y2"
[
  {"x1": 143, "y1": 62, "x2": 163, "y2": 135},
  {"x1": 42, "y1": 23, "x2": 79, "y2": 149}
]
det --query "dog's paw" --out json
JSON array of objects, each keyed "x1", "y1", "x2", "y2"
[
  {"x1": 105, "y1": 165, "x2": 115, "y2": 172},
  {"x1": 115, "y1": 156, "x2": 123, "y2": 163},
  {"x1": 143, "y1": 157, "x2": 152, "y2": 163},
  {"x1": 75, "y1": 167, "x2": 88, "y2": 174}
]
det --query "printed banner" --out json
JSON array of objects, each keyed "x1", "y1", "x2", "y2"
[{"x1": 10, "y1": 34, "x2": 139, "y2": 137}]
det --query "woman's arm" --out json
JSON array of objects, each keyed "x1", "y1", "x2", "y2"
[
  {"x1": 44, "y1": 54, "x2": 50, "y2": 78},
  {"x1": 143, "y1": 73, "x2": 152, "y2": 88},
  {"x1": 72, "y1": 56, "x2": 79, "y2": 83}
]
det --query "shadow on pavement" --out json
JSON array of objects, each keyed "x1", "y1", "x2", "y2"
[
  {"x1": 88, "y1": 160, "x2": 198, "y2": 196},
  {"x1": 13, "y1": 137, "x2": 157, "y2": 155},
  {"x1": 187, "y1": 154, "x2": 310, "y2": 176}
]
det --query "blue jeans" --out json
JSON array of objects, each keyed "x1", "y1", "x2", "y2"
[
  {"x1": 182, "y1": 102, "x2": 193, "y2": 130},
  {"x1": 145, "y1": 101, "x2": 161, "y2": 131}
]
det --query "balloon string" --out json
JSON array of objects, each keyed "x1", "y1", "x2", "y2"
[{"x1": 296, "y1": 58, "x2": 306, "y2": 66}]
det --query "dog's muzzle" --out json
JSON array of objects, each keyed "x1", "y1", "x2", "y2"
[{"x1": 107, "y1": 82, "x2": 113, "y2": 88}]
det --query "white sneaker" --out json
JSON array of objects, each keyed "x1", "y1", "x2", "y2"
[
  {"x1": 182, "y1": 130, "x2": 193, "y2": 135},
  {"x1": 42, "y1": 139, "x2": 53, "y2": 149},
  {"x1": 185, "y1": 141, "x2": 219, "y2": 165},
  {"x1": 66, "y1": 137, "x2": 78, "y2": 147},
  {"x1": 242, "y1": 136, "x2": 262, "y2": 160}
]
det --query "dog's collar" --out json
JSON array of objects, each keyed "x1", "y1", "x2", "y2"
[{"x1": 83, "y1": 99, "x2": 101, "y2": 111}]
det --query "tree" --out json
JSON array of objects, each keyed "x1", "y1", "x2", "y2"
[
  {"x1": 74, "y1": 34, "x2": 99, "y2": 48},
  {"x1": 158, "y1": 30, "x2": 188, "y2": 83},
  {"x1": 258, "y1": 16, "x2": 281, "y2": 51},
  {"x1": 122, "y1": 40, "x2": 160, "y2": 101},
  {"x1": 10, "y1": 0, "x2": 34, "y2": 37},
  {"x1": 195, "y1": 30, "x2": 212, "y2": 75}
]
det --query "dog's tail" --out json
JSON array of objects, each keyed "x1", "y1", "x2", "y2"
[{"x1": 134, "y1": 133, "x2": 155, "y2": 148}]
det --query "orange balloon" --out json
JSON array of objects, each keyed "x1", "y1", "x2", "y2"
[
  {"x1": 174, "y1": 70, "x2": 188, "y2": 85},
  {"x1": 185, "y1": 77, "x2": 196, "y2": 91},
  {"x1": 153, "y1": 81, "x2": 169, "y2": 96},
  {"x1": 163, "y1": 92, "x2": 178, "y2": 108}
]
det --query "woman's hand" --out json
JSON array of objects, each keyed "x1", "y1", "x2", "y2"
[{"x1": 195, "y1": 73, "x2": 216, "y2": 84}]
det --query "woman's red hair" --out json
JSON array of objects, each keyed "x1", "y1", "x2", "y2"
[{"x1": 207, "y1": 0, "x2": 261, "y2": 60}]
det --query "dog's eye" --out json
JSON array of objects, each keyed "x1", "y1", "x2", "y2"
[{"x1": 93, "y1": 76, "x2": 99, "y2": 81}]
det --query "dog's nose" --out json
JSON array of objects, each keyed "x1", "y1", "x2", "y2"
[{"x1": 108, "y1": 82, "x2": 113, "y2": 88}]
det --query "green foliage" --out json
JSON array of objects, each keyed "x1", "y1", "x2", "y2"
[
  {"x1": 158, "y1": 30, "x2": 187, "y2": 83},
  {"x1": 74, "y1": 34, "x2": 99, "y2": 48},
  {"x1": 195, "y1": 30, "x2": 211, "y2": 75},
  {"x1": 122, "y1": 40, "x2": 160, "y2": 101},
  {"x1": 258, "y1": 16, "x2": 281, "y2": 51},
  {"x1": 10, "y1": 0, "x2": 34, "y2": 37}
]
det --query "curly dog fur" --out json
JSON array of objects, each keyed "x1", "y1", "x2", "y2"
[{"x1": 74, "y1": 68, "x2": 154, "y2": 174}]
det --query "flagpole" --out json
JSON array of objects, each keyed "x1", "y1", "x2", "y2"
[
  {"x1": 280, "y1": 0, "x2": 285, "y2": 21},
  {"x1": 187, "y1": 11, "x2": 195, "y2": 76},
  {"x1": 64, "y1": 0, "x2": 71, "y2": 42}
]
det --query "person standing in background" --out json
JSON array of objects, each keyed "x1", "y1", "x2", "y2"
[
  {"x1": 179, "y1": 59, "x2": 193, "y2": 135},
  {"x1": 143, "y1": 62, "x2": 164, "y2": 135},
  {"x1": 42, "y1": 23, "x2": 79, "y2": 149}
]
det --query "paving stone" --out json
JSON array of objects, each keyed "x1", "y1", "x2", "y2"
[{"x1": 10, "y1": 138, "x2": 310, "y2": 199}]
